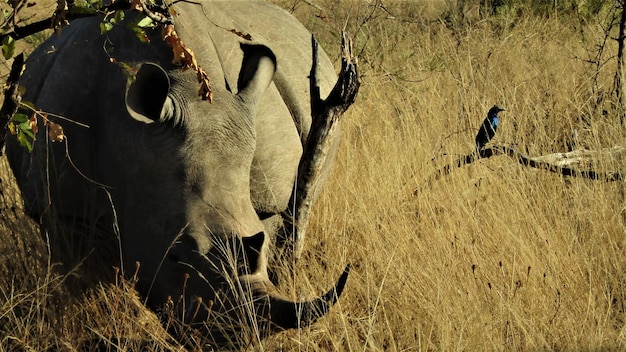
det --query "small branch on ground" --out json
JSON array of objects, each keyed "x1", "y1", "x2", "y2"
[{"x1": 415, "y1": 144, "x2": 625, "y2": 195}]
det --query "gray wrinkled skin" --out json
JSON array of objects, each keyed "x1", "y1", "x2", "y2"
[{"x1": 6, "y1": 0, "x2": 341, "y2": 343}]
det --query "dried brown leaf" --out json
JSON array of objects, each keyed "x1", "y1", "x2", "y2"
[
  {"x1": 130, "y1": 0, "x2": 143, "y2": 11},
  {"x1": 197, "y1": 66, "x2": 212, "y2": 102},
  {"x1": 47, "y1": 120, "x2": 65, "y2": 142},
  {"x1": 29, "y1": 114, "x2": 38, "y2": 134},
  {"x1": 230, "y1": 29, "x2": 252, "y2": 41},
  {"x1": 51, "y1": 0, "x2": 68, "y2": 31},
  {"x1": 162, "y1": 25, "x2": 192, "y2": 68},
  {"x1": 162, "y1": 24, "x2": 212, "y2": 102}
]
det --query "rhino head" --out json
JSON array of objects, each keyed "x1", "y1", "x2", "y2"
[{"x1": 120, "y1": 43, "x2": 348, "y2": 341}]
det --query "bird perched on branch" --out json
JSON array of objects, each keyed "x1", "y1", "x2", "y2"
[{"x1": 475, "y1": 105, "x2": 505, "y2": 152}]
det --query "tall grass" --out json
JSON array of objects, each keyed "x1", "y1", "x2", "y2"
[
  {"x1": 3, "y1": 0, "x2": 626, "y2": 350},
  {"x1": 271, "y1": 1, "x2": 626, "y2": 350}
]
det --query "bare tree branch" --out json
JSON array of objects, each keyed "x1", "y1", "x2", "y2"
[
  {"x1": 415, "y1": 144, "x2": 624, "y2": 195},
  {"x1": 0, "y1": 53, "x2": 24, "y2": 154},
  {"x1": 615, "y1": 1, "x2": 626, "y2": 123},
  {"x1": 281, "y1": 32, "x2": 359, "y2": 259}
]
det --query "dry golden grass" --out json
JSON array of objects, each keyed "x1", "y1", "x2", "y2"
[{"x1": 3, "y1": 0, "x2": 626, "y2": 350}]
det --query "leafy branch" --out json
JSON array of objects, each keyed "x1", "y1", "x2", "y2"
[
  {"x1": 10, "y1": 102, "x2": 74, "y2": 152},
  {"x1": 0, "y1": 0, "x2": 132, "y2": 43},
  {"x1": 0, "y1": 53, "x2": 69, "y2": 153},
  {"x1": 0, "y1": 0, "x2": 219, "y2": 153},
  {"x1": 1, "y1": 0, "x2": 214, "y2": 102},
  {"x1": 0, "y1": 52, "x2": 24, "y2": 153}
]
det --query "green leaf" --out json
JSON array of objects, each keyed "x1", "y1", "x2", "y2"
[
  {"x1": 20, "y1": 100, "x2": 35, "y2": 110},
  {"x1": 114, "y1": 10, "x2": 125, "y2": 23},
  {"x1": 115, "y1": 60, "x2": 137, "y2": 82},
  {"x1": 21, "y1": 128, "x2": 34, "y2": 139},
  {"x1": 18, "y1": 121, "x2": 31, "y2": 132},
  {"x1": 137, "y1": 16, "x2": 154, "y2": 28},
  {"x1": 16, "y1": 131, "x2": 32, "y2": 152},
  {"x1": 132, "y1": 27, "x2": 150, "y2": 43},
  {"x1": 12, "y1": 112, "x2": 35, "y2": 152},
  {"x1": 12, "y1": 113, "x2": 29, "y2": 124},
  {"x1": 2, "y1": 36, "x2": 15, "y2": 60},
  {"x1": 100, "y1": 21, "x2": 114, "y2": 34}
]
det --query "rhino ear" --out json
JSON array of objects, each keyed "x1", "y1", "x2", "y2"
[
  {"x1": 126, "y1": 63, "x2": 173, "y2": 124},
  {"x1": 237, "y1": 44, "x2": 276, "y2": 103}
]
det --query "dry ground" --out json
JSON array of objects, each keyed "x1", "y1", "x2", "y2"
[{"x1": 3, "y1": 0, "x2": 626, "y2": 350}]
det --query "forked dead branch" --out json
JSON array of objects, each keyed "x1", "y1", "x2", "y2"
[
  {"x1": 417, "y1": 144, "x2": 625, "y2": 194},
  {"x1": 282, "y1": 32, "x2": 360, "y2": 259}
]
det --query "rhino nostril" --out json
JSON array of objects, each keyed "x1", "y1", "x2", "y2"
[
  {"x1": 256, "y1": 211, "x2": 274, "y2": 220},
  {"x1": 241, "y1": 231, "x2": 264, "y2": 274}
]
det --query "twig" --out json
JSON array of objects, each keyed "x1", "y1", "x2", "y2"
[
  {"x1": 301, "y1": 0, "x2": 324, "y2": 12},
  {"x1": 0, "y1": 53, "x2": 24, "y2": 155}
]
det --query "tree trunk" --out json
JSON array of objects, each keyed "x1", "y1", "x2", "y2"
[{"x1": 615, "y1": 0, "x2": 626, "y2": 124}]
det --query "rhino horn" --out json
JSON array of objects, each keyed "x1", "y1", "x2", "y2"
[{"x1": 264, "y1": 264, "x2": 350, "y2": 330}]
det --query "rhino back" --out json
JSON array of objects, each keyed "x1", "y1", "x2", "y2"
[
  {"x1": 172, "y1": 1, "x2": 338, "y2": 213},
  {"x1": 7, "y1": 0, "x2": 338, "y2": 228}
]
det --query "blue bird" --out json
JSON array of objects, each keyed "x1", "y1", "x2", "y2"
[{"x1": 475, "y1": 105, "x2": 505, "y2": 151}]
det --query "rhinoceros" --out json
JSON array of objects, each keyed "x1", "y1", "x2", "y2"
[{"x1": 5, "y1": 0, "x2": 357, "y2": 345}]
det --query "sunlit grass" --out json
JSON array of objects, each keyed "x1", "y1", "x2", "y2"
[{"x1": 3, "y1": 0, "x2": 626, "y2": 350}]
